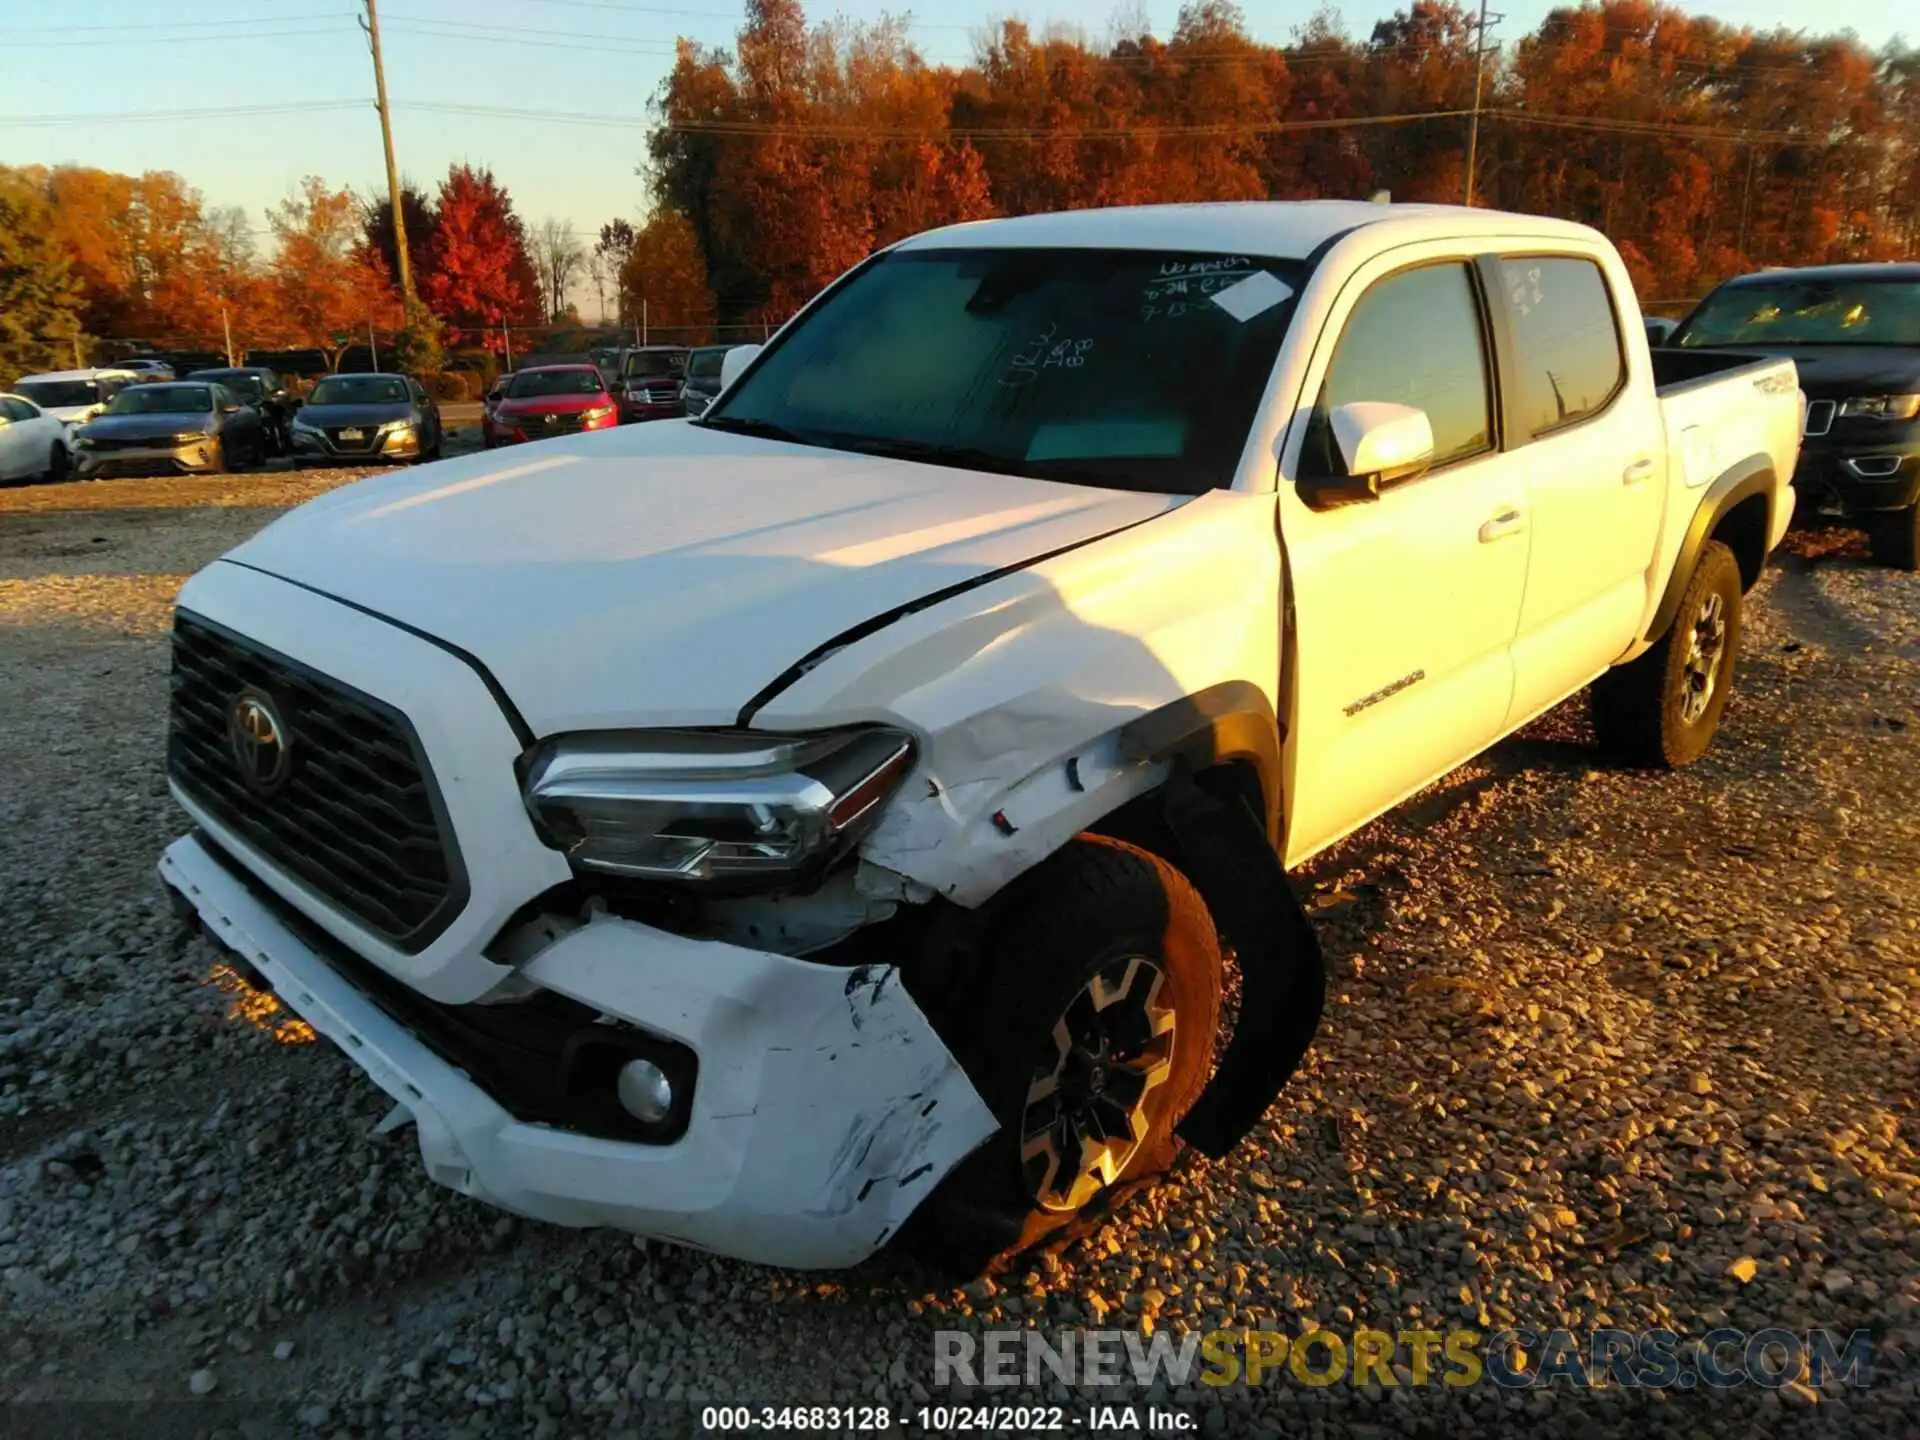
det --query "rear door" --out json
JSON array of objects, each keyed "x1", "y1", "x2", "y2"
[
  {"x1": 1276, "y1": 251, "x2": 1535, "y2": 863},
  {"x1": 0, "y1": 399, "x2": 34, "y2": 479},
  {"x1": 1495, "y1": 253, "x2": 1666, "y2": 721}
]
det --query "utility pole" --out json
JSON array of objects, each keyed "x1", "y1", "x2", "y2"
[
  {"x1": 360, "y1": 0, "x2": 413, "y2": 302},
  {"x1": 222, "y1": 305, "x2": 235, "y2": 367},
  {"x1": 1463, "y1": 0, "x2": 1503, "y2": 208}
]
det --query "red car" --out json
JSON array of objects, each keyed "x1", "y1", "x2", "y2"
[{"x1": 483, "y1": 365, "x2": 619, "y2": 448}]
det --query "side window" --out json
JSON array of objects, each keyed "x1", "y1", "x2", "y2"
[
  {"x1": 1312, "y1": 263, "x2": 1493, "y2": 473},
  {"x1": 1500, "y1": 256, "x2": 1626, "y2": 437},
  {"x1": 3, "y1": 399, "x2": 33, "y2": 421}
]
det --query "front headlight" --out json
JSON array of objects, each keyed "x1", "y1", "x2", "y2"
[
  {"x1": 378, "y1": 419, "x2": 415, "y2": 436},
  {"x1": 1839, "y1": 394, "x2": 1920, "y2": 420},
  {"x1": 523, "y1": 727, "x2": 916, "y2": 884},
  {"x1": 171, "y1": 431, "x2": 209, "y2": 445},
  {"x1": 291, "y1": 417, "x2": 321, "y2": 435},
  {"x1": 581, "y1": 405, "x2": 615, "y2": 422}
]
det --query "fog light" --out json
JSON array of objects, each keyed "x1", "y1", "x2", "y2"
[{"x1": 616, "y1": 1058, "x2": 673, "y2": 1124}]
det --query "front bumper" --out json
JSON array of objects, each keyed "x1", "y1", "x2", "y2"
[
  {"x1": 618, "y1": 402, "x2": 683, "y2": 424},
  {"x1": 289, "y1": 427, "x2": 419, "y2": 463},
  {"x1": 75, "y1": 439, "x2": 218, "y2": 476},
  {"x1": 1792, "y1": 431, "x2": 1920, "y2": 515},
  {"x1": 155, "y1": 563, "x2": 995, "y2": 1267},
  {"x1": 161, "y1": 833, "x2": 994, "y2": 1268}
]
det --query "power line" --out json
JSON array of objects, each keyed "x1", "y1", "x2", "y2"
[
  {"x1": 0, "y1": 11, "x2": 351, "y2": 33},
  {"x1": 1, "y1": 24, "x2": 348, "y2": 49},
  {"x1": 0, "y1": 100, "x2": 369, "y2": 127}
]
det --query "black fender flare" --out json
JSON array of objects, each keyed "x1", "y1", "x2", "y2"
[
  {"x1": 1644, "y1": 455, "x2": 1776, "y2": 642},
  {"x1": 1116, "y1": 680, "x2": 1285, "y2": 848},
  {"x1": 1159, "y1": 772, "x2": 1325, "y2": 1158}
]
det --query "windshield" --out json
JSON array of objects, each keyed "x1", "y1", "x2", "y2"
[
  {"x1": 1677, "y1": 278, "x2": 1920, "y2": 348},
  {"x1": 506, "y1": 368, "x2": 605, "y2": 398},
  {"x1": 707, "y1": 247, "x2": 1305, "y2": 494},
  {"x1": 622, "y1": 351, "x2": 686, "y2": 379},
  {"x1": 194, "y1": 372, "x2": 264, "y2": 400},
  {"x1": 687, "y1": 348, "x2": 728, "y2": 380},
  {"x1": 15, "y1": 380, "x2": 98, "y2": 408},
  {"x1": 106, "y1": 385, "x2": 212, "y2": 415},
  {"x1": 309, "y1": 375, "x2": 409, "y2": 406}
]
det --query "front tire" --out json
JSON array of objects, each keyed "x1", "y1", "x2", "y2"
[
  {"x1": 1591, "y1": 539, "x2": 1744, "y2": 768},
  {"x1": 905, "y1": 836, "x2": 1221, "y2": 1277},
  {"x1": 205, "y1": 437, "x2": 229, "y2": 476},
  {"x1": 42, "y1": 443, "x2": 70, "y2": 483},
  {"x1": 1868, "y1": 503, "x2": 1920, "y2": 571}
]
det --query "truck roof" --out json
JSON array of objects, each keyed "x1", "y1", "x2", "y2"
[
  {"x1": 894, "y1": 200, "x2": 1606, "y2": 259},
  {"x1": 16, "y1": 367, "x2": 138, "y2": 383},
  {"x1": 1716, "y1": 261, "x2": 1920, "y2": 287}
]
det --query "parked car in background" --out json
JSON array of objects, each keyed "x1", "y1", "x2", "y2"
[
  {"x1": 188, "y1": 366, "x2": 299, "y2": 455},
  {"x1": 678, "y1": 345, "x2": 745, "y2": 418},
  {"x1": 1671, "y1": 261, "x2": 1920, "y2": 568},
  {"x1": 12, "y1": 368, "x2": 139, "y2": 427},
  {"x1": 289, "y1": 373, "x2": 443, "y2": 465},
  {"x1": 1643, "y1": 315, "x2": 1678, "y2": 348},
  {"x1": 72, "y1": 381, "x2": 267, "y2": 476},
  {"x1": 158, "y1": 201, "x2": 1799, "y2": 1275},
  {"x1": 613, "y1": 345, "x2": 688, "y2": 423},
  {"x1": 0, "y1": 392, "x2": 76, "y2": 482},
  {"x1": 120, "y1": 358, "x2": 177, "y2": 382},
  {"x1": 483, "y1": 364, "x2": 618, "y2": 448}
]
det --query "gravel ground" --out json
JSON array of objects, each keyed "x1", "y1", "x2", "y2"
[{"x1": 0, "y1": 464, "x2": 1914, "y2": 1439}]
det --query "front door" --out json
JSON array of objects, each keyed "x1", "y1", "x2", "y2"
[{"x1": 1276, "y1": 255, "x2": 1533, "y2": 864}]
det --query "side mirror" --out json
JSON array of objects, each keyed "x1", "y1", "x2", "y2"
[
  {"x1": 718, "y1": 344, "x2": 762, "y2": 394},
  {"x1": 1298, "y1": 402, "x2": 1435, "y2": 510}
]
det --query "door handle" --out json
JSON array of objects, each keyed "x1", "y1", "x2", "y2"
[
  {"x1": 1478, "y1": 508, "x2": 1527, "y2": 543},
  {"x1": 1623, "y1": 458, "x2": 1655, "y2": 485}
]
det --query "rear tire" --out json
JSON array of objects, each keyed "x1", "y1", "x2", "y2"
[
  {"x1": 903, "y1": 836, "x2": 1221, "y2": 1278},
  {"x1": 1591, "y1": 539, "x2": 1743, "y2": 769},
  {"x1": 1868, "y1": 504, "x2": 1920, "y2": 571}
]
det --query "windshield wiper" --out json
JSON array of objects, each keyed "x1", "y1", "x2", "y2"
[
  {"x1": 694, "y1": 414, "x2": 815, "y2": 445},
  {"x1": 821, "y1": 434, "x2": 1128, "y2": 489}
]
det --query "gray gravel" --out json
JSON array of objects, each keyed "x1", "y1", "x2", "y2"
[{"x1": 0, "y1": 466, "x2": 1915, "y2": 1438}]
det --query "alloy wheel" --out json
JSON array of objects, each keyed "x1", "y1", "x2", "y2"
[
  {"x1": 1020, "y1": 955, "x2": 1176, "y2": 1213},
  {"x1": 1680, "y1": 590, "x2": 1727, "y2": 724}
]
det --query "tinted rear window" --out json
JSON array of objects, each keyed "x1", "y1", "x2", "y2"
[{"x1": 1500, "y1": 257, "x2": 1626, "y2": 435}]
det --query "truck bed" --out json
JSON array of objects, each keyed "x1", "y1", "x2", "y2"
[{"x1": 1650, "y1": 346, "x2": 1780, "y2": 396}]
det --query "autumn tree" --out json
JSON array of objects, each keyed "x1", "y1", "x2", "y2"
[
  {"x1": 418, "y1": 164, "x2": 540, "y2": 348},
  {"x1": 267, "y1": 176, "x2": 400, "y2": 369},
  {"x1": 0, "y1": 168, "x2": 85, "y2": 381},
  {"x1": 361, "y1": 182, "x2": 438, "y2": 297},
  {"x1": 618, "y1": 210, "x2": 717, "y2": 340}
]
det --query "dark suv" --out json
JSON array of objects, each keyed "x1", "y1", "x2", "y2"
[
  {"x1": 1670, "y1": 263, "x2": 1920, "y2": 568},
  {"x1": 613, "y1": 346, "x2": 689, "y2": 423},
  {"x1": 678, "y1": 345, "x2": 741, "y2": 419}
]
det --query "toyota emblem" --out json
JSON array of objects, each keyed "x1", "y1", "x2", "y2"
[{"x1": 227, "y1": 690, "x2": 292, "y2": 793}]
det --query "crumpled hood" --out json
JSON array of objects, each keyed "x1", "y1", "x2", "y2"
[{"x1": 221, "y1": 422, "x2": 1183, "y2": 734}]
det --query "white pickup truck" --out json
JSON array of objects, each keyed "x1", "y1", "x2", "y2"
[{"x1": 159, "y1": 201, "x2": 1802, "y2": 1274}]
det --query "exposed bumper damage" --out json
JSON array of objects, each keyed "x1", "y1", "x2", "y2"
[{"x1": 160, "y1": 832, "x2": 997, "y2": 1270}]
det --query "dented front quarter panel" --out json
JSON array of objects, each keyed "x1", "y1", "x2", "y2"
[{"x1": 753, "y1": 489, "x2": 1285, "y2": 905}]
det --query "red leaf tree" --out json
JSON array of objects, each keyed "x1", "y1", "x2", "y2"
[{"x1": 418, "y1": 165, "x2": 542, "y2": 350}]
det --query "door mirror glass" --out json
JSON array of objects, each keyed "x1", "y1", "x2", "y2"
[
  {"x1": 718, "y1": 344, "x2": 761, "y2": 395},
  {"x1": 1299, "y1": 402, "x2": 1435, "y2": 510}
]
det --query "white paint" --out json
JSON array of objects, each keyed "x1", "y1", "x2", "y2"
[{"x1": 0, "y1": 393, "x2": 71, "y2": 481}]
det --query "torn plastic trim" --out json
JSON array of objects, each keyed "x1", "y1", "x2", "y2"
[
  {"x1": 734, "y1": 502, "x2": 1189, "y2": 728},
  {"x1": 1117, "y1": 680, "x2": 1286, "y2": 847},
  {"x1": 1161, "y1": 773, "x2": 1325, "y2": 1158}
]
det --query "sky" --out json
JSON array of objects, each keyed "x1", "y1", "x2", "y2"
[{"x1": 0, "y1": 0, "x2": 1907, "y2": 319}]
